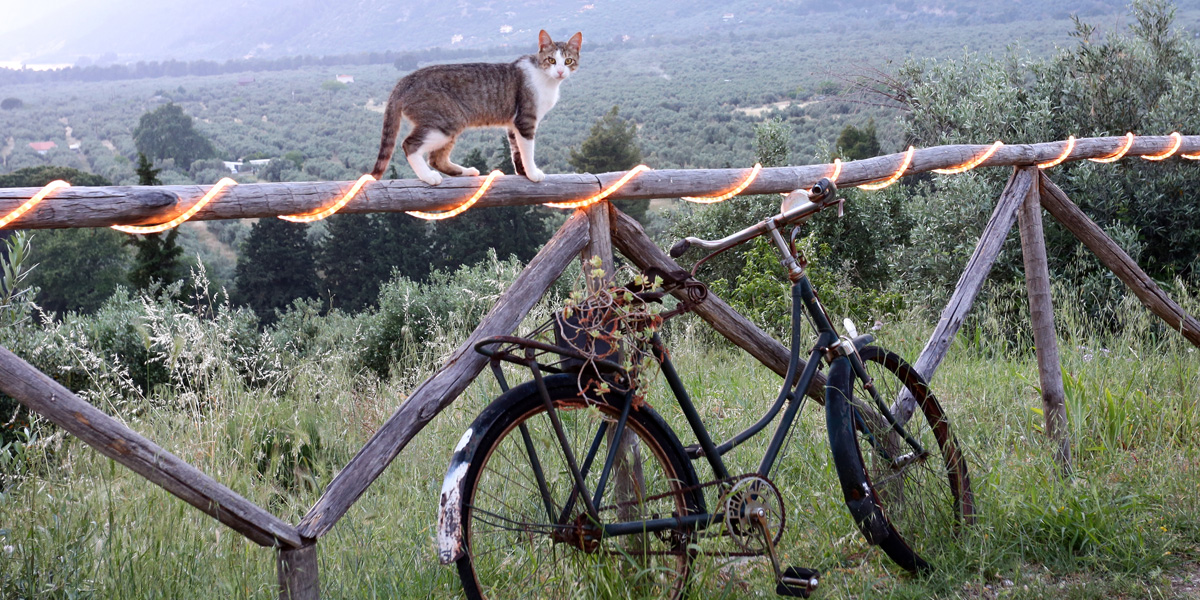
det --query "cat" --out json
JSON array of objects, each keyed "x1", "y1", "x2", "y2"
[{"x1": 370, "y1": 30, "x2": 582, "y2": 186}]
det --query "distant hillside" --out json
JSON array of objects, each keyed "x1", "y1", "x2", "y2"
[{"x1": 1, "y1": 0, "x2": 1168, "y2": 66}]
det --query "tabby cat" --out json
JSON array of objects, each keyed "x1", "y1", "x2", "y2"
[{"x1": 370, "y1": 30, "x2": 582, "y2": 185}]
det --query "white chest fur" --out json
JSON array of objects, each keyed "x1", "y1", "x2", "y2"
[{"x1": 519, "y1": 53, "x2": 565, "y2": 121}]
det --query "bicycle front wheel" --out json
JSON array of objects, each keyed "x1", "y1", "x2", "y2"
[
  {"x1": 456, "y1": 374, "x2": 701, "y2": 600},
  {"x1": 848, "y1": 346, "x2": 974, "y2": 572}
]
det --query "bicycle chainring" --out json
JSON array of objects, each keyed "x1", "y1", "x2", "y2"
[{"x1": 723, "y1": 475, "x2": 785, "y2": 553}]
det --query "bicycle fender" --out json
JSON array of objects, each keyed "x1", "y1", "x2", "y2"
[
  {"x1": 437, "y1": 427, "x2": 479, "y2": 564},
  {"x1": 825, "y1": 356, "x2": 890, "y2": 545}
]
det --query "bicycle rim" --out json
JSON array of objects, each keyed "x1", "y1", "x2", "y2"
[
  {"x1": 851, "y1": 346, "x2": 974, "y2": 571},
  {"x1": 458, "y1": 379, "x2": 697, "y2": 600}
]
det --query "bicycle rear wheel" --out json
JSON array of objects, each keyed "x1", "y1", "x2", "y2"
[
  {"x1": 847, "y1": 346, "x2": 974, "y2": 572},
  {"x1": 455, "y1": 374, "x2": 702, "y2": 600}
]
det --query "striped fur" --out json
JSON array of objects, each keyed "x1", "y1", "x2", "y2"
[{"x1": 371, "y1": 30, "x2": 582, "y2": 185}]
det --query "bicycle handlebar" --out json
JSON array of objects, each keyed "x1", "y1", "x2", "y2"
[{"x1": 670, "y1": 178, "x2": 839, "y2": 261}]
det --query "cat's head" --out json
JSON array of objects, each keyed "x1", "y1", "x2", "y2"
[{"x1": 536, "y1": 30, "x2": 582, "y2": 81}]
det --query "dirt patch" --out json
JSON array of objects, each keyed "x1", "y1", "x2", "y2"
[
  {"x1": 64, "y1": 126, "x2": 80, "y2": 148},
  {"x1": 735, "y1": 101, "x2": 793, "y2": 117},
  {"x1": 2, "y1": 136, "x2": 13, "y2": 165},
  {"x1": 101, "y1": 140, "x2": 117, "y2": 152}
]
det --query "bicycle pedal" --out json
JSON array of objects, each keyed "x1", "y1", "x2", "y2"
[{"x1": 775, "y1": 566, "x2": 819, "y2": 598}]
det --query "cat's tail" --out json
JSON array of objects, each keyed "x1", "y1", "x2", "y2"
[{"x1": 370, "y1": 92, "x2": 405, "y2": 179}]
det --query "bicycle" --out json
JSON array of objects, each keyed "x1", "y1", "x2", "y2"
[{"x1": 436, "y1": 179, "x2": 975, "y2": 599}]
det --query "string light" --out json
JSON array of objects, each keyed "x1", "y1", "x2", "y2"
[
  {"x1": 682, "y1": 163, "x2": 761, "y2": 204},
  {"x1": 112, "y1": 178, "x2": 237, "y2": 234},
  {"x1": 933, "y1": 141, "x2": 1003, "y2": 174},
  {"x1": 1183, "y1": 152, "x2": 1200, "y2": 160},
  {"x1": 1141, "y1": 132, "x2": 1182, "y2": 161},
  {"x1": 1089, "y1": 133, "x2": 1135, "y2": 163},
  {"x1": 860, "y1": 146, "x2": 915, "y2": 191},
  {"x1": 828, "y1": 158, "x2": 842, "y2": 183},
  {"x1": 406, "y1": 170, "x2": 503, "y2": 220},
  {"x1": 1037, "y1": 136, "x2": 1076, "y2": 169},
  {"x1": 546, "y1": 164, "x2": 651, "y2": 209},
  {"x1": 279, "y1": 174, "x2": 375, "y2": 223},
  {"x1": 0, "y1": 180, "x2": 70, "y2": 229}
]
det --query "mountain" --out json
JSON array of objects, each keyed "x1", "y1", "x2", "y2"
[{"x1": 0, "y1": 0, "x2": 1156, "y2": 67}]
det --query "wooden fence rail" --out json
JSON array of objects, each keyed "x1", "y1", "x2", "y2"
[
  {"x1": 0, "y1": 134, "x2": 1196, "y2": 229},
  {"x1": 1, "y1": 133, "x2": 1198, "y2": 600}
]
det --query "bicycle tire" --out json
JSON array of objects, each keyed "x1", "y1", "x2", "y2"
[
  {"x1": 829, "y1": 346, "x2": 974, "y2": 572},
  {"x1": 454, "y1": 374, "x2": 703, "y2": 600}
]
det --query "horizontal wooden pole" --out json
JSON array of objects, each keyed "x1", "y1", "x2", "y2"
[
  {"x1": 609, "y1": 206, "x2": 826, "y2": 402},
  {"x1": 0, "y1": 135, "x2": 1196, "y2": 230},
  {"x1": 297, "y1": 210, "x2": 589, "y2": 539},
  {"x1": 1039, "y1": 173, "x2": 1200, "y2": 347},
  {"x1": 0, "y1": 344, "x2": 302, "y2": 548}
]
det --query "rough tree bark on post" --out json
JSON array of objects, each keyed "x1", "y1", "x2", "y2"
[{"x1": 1016, "y1": 170, "x2": 1071, "y2": 472}]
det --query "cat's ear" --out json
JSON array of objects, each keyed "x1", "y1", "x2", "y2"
[
  {"x1": 566, "y1": 32, "x2": 582, "y2": 53},
  {"x1": 538, "y1": 30, "x2": 554, "y2": 51}
]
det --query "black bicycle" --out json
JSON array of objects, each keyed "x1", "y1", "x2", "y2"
[{"x1": 436, "y1": 179, "x2": 974, "y2": 599}]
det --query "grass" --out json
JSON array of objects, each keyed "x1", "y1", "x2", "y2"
[{"x1": 1, "y1": 286, "x2": 1198, "y2": 599}]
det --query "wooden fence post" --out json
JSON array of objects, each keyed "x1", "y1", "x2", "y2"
[
  {"x1": 1016, "y1": 174, "x2": 1071, "y2": 472},
  {"x1": 277, "y1": 543, "x2": 320, "y2": 600}
]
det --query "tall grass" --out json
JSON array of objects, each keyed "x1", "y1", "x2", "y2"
[{"x1": 0, "y1": 259, "x2": 1197, "y2": 599}]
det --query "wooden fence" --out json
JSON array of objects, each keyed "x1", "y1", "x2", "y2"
[{"x1": 0, "y1": 134, "x2": 1197, "y2": 598}]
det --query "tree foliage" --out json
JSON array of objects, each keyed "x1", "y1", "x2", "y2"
[
  {"x1": 233, "y1": 219, "x2": 319, "y2": 324},
  {"x1": 892, "y1": 0, "x2": 1200, "y2": 319},
  {"x1": 0, "y1": 98, "x2": 21, "y2": 110},
  {"x1": 0, "y1": 167, "x2": 130, "y2": 314},
  {"x1": 835, "y1": 120, "x2": 881, "y2": 161},
  {"x1": 569, "y1": 106, "x2": 649, "y2": 222},
  {"x1": 132, "y1": 103, "x2": 217, "y2": 168}
]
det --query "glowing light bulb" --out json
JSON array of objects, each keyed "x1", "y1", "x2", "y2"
[
  {"x1": 1037, "y1": 136, "x2": 1075, "y2": 169},
  {"x1": 407, "y1": 170, "x2": 503, "y2": 220},
  {"x1": 113, "y1": 178, "x2": 237, "y2": 234},
  {"x1": 546, "y1": 165, "x2": 651, "y2": 209},
  {"x1": 860, "y1": 146, "x2": 914, "y2": 191},
  {"x1": 1141, "y1": 132, "x2": 1182, "y2": 161},
  {"x1": 682, "y1": 163, "x2": 761, "y2": 204},
  {"x1": 0, "y1": 180, "x2": 70, "y2": 229},
  {"x1": 279, "y1": 175, "x2": 375, "y2": 222},
  {"x1": 1089, "y1": 133, "x2": 1135, "y2": 163},
  {"x1": 933, "y1": 141, "x2": 1003, "y2": 174}
]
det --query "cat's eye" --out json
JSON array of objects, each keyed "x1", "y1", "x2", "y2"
[
  {"x1": 565, "y1": 58, "x2": 575, "y2": 66},
  {"x1": 547, "y1": 57, "x2": 556, "y2": 64}
]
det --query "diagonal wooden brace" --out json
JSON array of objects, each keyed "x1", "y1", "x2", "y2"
[{"x1": 298, "y1": 209, "x2": 590, "y2": 540}]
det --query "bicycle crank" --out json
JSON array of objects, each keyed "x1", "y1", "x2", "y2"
[{"x1": 749, "y1": 509, "x2": 820, "y2": 598}]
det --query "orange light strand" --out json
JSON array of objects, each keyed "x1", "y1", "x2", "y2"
[
  {"x1": 859, "y1": 146, "x2": 915, "y2": 191},
  {"x1": 279, "y1": 174, "x2": 375, "y2": 223},
  {"x1": 406, "y1": 170, "x2": 504, "y2": 220},
  {"x1": 1037, "y1": 136, "x2": 1076, "y2": 169},
  {"x1": 828, "y1": 158, "x2": 842, "y2": 183},
  {"x1": 546, "y1": 164, "x2": 651, "y2": 209},
  {"x1": 1183, "y1": 152, "x2": 1200, "y2": 160},
  {"x1": 682, "y1": 163, "x2": 761, "y2": 204},
  {"x1": 0, "y1": 180, "x2": 70, "y2": 229},
  {"x1": 1089, "y1": 133, "x2": 1135, "y2": 163},
  {"x1": 933, "y1": 141, "x2": 1003, "y2": 174},
  {"x1": 1141, "y1": 132, "x2": 1182, "y2": 161},
  {"x1": 113, "y1": 178, "x2": 237, "y2": 234}
]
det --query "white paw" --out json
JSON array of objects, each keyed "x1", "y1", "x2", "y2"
[
  {"x1": 525, "y1": 167, "x2": 546, "y2": 183},
  {"x1": 420, "y1": 171, "x2": 443, "y2": 186},
  {"x1": 460, "y1": 167, "x2": 480, "y2": 177}
]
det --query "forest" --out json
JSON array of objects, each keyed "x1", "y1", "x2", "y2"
[{"x1": 1, "y1": 1, "x2": 1199, "y2": 598}]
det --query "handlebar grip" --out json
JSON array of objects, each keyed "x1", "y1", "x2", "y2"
[
  {"x1": 669, "y1": 238, "x2": 692, "y2": 259},
  {"x1": 810, "y1": 178, "x2": 837, "y2": 202}
]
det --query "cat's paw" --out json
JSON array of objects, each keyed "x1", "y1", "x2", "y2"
[
  {"x1": 419, "y1": 171, "x2": 444, "y2": 186},
  {"x1": 525, "y1": 167, "x2": 546, "y2": 183},
  {"x1": 460, "y1": 167, "x2": 480, "y2": 177}
]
